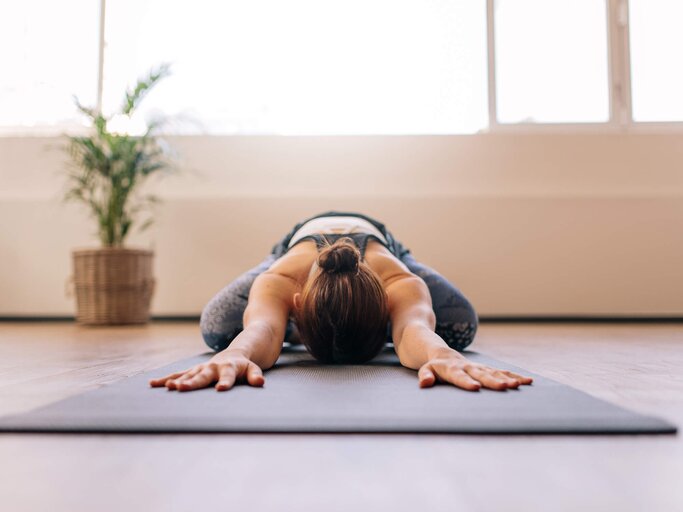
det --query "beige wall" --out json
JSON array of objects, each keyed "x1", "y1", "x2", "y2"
[{"x1": 1, "y1": 133, "x2": 682, "y2": 316}]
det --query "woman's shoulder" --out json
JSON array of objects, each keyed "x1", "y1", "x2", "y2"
[
  {"x1": 363, "y1": 240, "x2": 414, "y2": 286},
  {"x1": 265, "y1": 241, "x2": 319, "y2": 287},
  {"x1": 265, "y1": 238, "x2": 412, "y2": 289}
]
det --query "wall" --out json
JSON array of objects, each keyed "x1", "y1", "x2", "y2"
[{"x1": 1, "y1": 133, "x2": 682, "y2": 316}]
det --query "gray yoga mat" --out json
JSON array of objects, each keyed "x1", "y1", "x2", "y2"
[{"x1": 0, "y1": 346, "x2": 676, "y2": 434}]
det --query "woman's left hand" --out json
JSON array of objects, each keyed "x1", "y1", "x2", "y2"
[{"x1": 417, "y1": 352, "x2": 533, "y2": 391}]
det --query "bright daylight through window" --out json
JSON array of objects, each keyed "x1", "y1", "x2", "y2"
[
  {"x1": 629, "y1": 0, "x2": 683, "y2": 122},
  {"x1": 2, "y1": 1, "x2": 682, "y2": 134},
  {"x1": 494, "y1": 0, "x2": 610, "y2": 124},
  {"x1": 102, "y1": 0, "x2": 488, "y2": 135},
  {"x1": 0, "y1": 0, "x2": 99, "y2": 133}
]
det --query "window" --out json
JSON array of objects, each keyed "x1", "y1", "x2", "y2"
[
  {"x1": 0, "y1": 0, "x2": 100, "y2": 133},
  {"x1": 102, "y1": 0, "x2": 488, "y2": 135},
  {"x1": 493, "y1": 0, "x2": 610, "y2": 124},
  {"x1": 629, "y1": 0, "x2": 683, "y2": 122},
  {"x1": 2, "y1": 0, "x2": 682, "y2": 135}
]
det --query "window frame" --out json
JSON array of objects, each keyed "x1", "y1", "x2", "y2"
[
  {"x1": 485, "y1": 0, "x2": 683, "y2": 133},
  {"x1": 3, "y1": 0, "x2": 682, "y2": 136}
]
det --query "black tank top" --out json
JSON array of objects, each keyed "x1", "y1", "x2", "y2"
[{"x1": 287, "y1": 233, "x2": 390, "y2": 261}]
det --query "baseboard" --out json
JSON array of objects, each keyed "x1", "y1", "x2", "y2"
[
  {"x1": 0, "y1": 315, "x2": 200, "y2": 322},
  {"x1": 1, "y1": 315, "x2": 682, "y2": 323},
  {"x1": 479, "y1": 316, "x2": 683, "y2": 323}
]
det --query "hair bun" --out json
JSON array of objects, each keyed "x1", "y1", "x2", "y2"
[{"x1": 318, "y1": 238, "x2": 360, "y2": 274}]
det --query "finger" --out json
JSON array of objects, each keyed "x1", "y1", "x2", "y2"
[
  {"x1": 166, "y1": 367, "x2": 203, "y2": 390},
  {"x1": 417, "y1": 364, "x2": 436, "y2": 388},
  {"x1": 245, "y1": 362, "x2": 265, "y2": 387},
  {"x1": 149, "y1": 371, "x2": 186, "y2": 387},
  {"x1": 492, "y1": 371, "x2": 521, "y2": 389},
  {"x1": 465, "y1": 366, "x2": 510, "y2": 391},
  {"x1": 175, "y1": 366, "x2": 203, "y2": 383},
  {"x1": 215, "y1": 364, "x2": 238, "y2": 391},
  {"x1": 501, "y1": 370, "x2": 533, "y2": 385},
  {"x1": 446, "y1": 369, "x2": 481, "y2": 391},
  {"x1": 176, "y1": 365, "x2": 217, "y2": 391}
]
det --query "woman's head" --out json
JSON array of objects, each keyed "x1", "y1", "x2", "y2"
[{"x1": 292, "y1": 237, "x2": 389, "y2": 364}]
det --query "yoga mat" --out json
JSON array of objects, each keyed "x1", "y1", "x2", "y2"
[{"x1": 0, "y1": 347, "x2": 676, "y2": 434}]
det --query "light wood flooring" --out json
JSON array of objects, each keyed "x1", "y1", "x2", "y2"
[{"x1": 0, "y1": 321, "x2": 681, "y2": 512}]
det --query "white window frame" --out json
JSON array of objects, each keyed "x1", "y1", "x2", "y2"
[
  {"x1": 96, "y1": 0, "x2": 106, "y2": 115},
  {"x1": 484, "y1": 0, "x2": 683, "y2": 134},
  {"x1": 4, "y1": 0, "x2": 683, "y2": 136}
]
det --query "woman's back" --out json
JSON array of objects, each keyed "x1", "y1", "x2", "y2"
[{"x1": 268, "y1": 229, "x2": 412, "y2": 293}]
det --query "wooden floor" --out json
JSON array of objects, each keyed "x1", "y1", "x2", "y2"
[{"x1": 0, "y1": 321, "x2": 681, "y2": 512}]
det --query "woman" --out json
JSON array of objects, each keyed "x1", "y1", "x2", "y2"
[{"x1": 150, "y1": 210, "x2": 532, "y2": 392}]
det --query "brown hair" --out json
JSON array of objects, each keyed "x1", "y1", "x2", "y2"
[{"x1": 293, "y1": 237, "x2": 389, "y2": 364}]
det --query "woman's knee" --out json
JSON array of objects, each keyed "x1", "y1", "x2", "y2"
[
  {"x1": 432, "y1": 291, "x2": 479, "y2": 351},
  {"x1": 200, "y1": 324, "x2": 242, "y2": 352},
  {"x1": 199, "y1": 255, "x2": 276, "y2": 352},
  {"x1": 435, "y1": 313, "x2": 479, "y2": 352},
  {"x1": 199, "y1": 288, "x2": 246, "y2": 352},
  {"x1": 401, "y1": 255, "x2": 479, "y2": 351}
]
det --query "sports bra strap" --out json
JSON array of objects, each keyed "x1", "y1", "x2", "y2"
[{"x1": 290, "y1": 233, "x2": 388, "y2": 261}]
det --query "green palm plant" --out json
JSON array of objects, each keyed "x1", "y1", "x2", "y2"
[{"x1": 64, "y1": 64, "x2": 175, "y2": 247}]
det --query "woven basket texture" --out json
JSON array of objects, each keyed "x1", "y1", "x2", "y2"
[{"x1": 72, "y1": 248, "x2": 155, "y2": 325}]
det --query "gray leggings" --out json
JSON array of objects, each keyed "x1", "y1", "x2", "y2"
[{"x1": 200, "y1": 249, "x2": 479, "y2": 354}]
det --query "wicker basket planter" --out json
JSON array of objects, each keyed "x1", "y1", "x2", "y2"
[{"x1": 72, "y1": 248, "x2": 155, "y2": 325}]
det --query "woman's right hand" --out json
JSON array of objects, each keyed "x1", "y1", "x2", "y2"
[{"x1": 149, "y1": 352, "x2": 265, "y2": 392}]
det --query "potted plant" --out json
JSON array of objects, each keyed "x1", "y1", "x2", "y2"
[{"x1": 63, "y1": 64, "x2": 175, "y2": 325}]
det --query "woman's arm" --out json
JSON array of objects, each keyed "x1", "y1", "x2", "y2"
[
  {"x1": 385, "y1": 275, "x2": 446, "y2": 366},
  {"x1": 386, "y1": 275, "x2": 532, "y2": 391},
  {"x1": 150, "y1": 270, "x2": 296, "y2": 392},
  {"x1": 225, "y1": 271, "x2": 296, "y2": 368}
]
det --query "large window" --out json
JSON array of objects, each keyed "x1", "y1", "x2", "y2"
[
  {"x1": 493, "y1": 0, "x2": 609, "y2": 124},
  {"x1": 1, "y1": 0, "x2": 682, "y2": 134},
  {"x1": 103, "y1": 0, "x2": 488, "y2": 135},
  {"x1": 0, "y1": 0, "x2": 100, "y2": 134},
  {"x1": 629, "y1": 0, "x2": 683, "y2": 122}
]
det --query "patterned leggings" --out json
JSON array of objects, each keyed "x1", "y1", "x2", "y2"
[{"x1": 199, "y1": 249, "x2": 479, "y2": 354}]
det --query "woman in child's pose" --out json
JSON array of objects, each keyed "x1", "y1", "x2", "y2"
[{"x1": 151, "y1": 210, "x2": 532, "y2": 392}]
